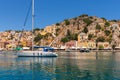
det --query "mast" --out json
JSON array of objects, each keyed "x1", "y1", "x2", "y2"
[{"x1": 32, "y1": 0, "x2": 34, "y2": 51}]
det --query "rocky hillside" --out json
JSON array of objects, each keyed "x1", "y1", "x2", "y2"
[{"x1": 34, "y1": 14, "x2": 120, "y2": 47}]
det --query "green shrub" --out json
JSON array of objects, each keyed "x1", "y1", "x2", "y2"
[
  {"x1": 104, "y1": 30, "x2": 111, "y2": 36},
  {"x1": 61, "y1": 37, "x2": 69, "y2": 43},
  {"x1": 56, "y1": 23, "x2": 60, "y2": 26},
  {"x1": 96, "y1": 24, "x2": 101, "y2": 30},
  {"x1": 105, "y1": 22, "x2": 110, "y2": 27},
  {"x1": 34, "y1": 34, "x2": 43, "y2": 43},
  {"x1": 110, "y1": 20, "x2": 117, "y2": 22},
  {"x1": 99, "y1": 45, "x2": 104, "y2": 49},
  {"x1": 101, "y1": 17, "x2": 107, "y2": 22},
  {"x1": 96, "y1": 36, "x2": 105, "y2": 42},
  {"x1": 79, "y1": 14, "x2": 88, "y2": 17},
  {"x1": 64, "y1": 19, "x2": 70, "y2": 25},
  {"x1": 83, "y1": 27, "x2": 88, "y2": 33},
  {"x1": 83, "y1": 18, "x2": 93, "y2": 26},
  {"x1": 88, "y1": 34, "x2": 94, "y2": 40}
]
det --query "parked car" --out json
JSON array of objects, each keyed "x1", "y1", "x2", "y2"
[{"x1": 80, "y1": 48, "x2": 90, "y2": 52}]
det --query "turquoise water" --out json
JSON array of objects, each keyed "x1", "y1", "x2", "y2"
[{"x1": 0, "y1": 51, "x2": 120, "y2": 80}]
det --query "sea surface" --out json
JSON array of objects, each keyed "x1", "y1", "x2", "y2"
[{"x1": 0, "y1": 51, "x2": 120, "y2": 80}]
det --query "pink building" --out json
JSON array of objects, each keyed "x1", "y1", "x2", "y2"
[{"x1": 65, "y1": 40, "x2": 76, "y2": 48}]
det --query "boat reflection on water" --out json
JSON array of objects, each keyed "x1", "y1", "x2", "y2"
[
  {"x1": 16, "y1": 57, "x2": 57, "y2": 66},
  {"x1": 0, "y1": 55, "x2": 57, "y2": 71}
]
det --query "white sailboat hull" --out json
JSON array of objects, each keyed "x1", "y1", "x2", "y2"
[{"x1": 17, "y1": 51, "x2": 58, "y2": 57}]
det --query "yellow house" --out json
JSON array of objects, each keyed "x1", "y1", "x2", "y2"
[
  {"x1": 78, "y1": 32, "x2": 88, "y2": 42},
  {"x1": 44, "y1": 25, "x2": 56, "y2": 34},
  {"x1": 78, "y1": 41, "x2": 88, "y2": 48},
  {"x1": 6, "y1": 43, "x2": 16, "y2": 50},
  {"x1": 77, "y1": 32, "x2": 88, "y2": 48},
  {"x1": 21, "y1": 41, "x2": 27, "y2": 47},
  {"x1": 77, "y1": 32, "x2": 96, "y2": 49},
  {"x1": 40, "y1": 31, "x2": 47, "y2": 35}
]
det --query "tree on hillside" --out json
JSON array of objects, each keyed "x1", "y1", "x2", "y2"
[
  {"x1": 89, "y1": 16, "x2": 93, "y2": 19},
  {"x1": 88, "y1": 34, "x2": 94, "y2": 40},
  {"x1": 76, "y1": 22, "x2": 80, "y2": 30},
  {"x1": 83, "y1": 27, "x2": 88, "y2": 33},
  {"x1": 64, "y1": 19, "x2": 70, "y2": 26},
  {"x1": 69, "y1": 33, "x2": 78, "y2": 40},
  {"x1": 96, "y1": 36, "x2": 105, "y2": 42},
  {"x1": 105, "y1": 22, "x2": 110, "y2": 27},
  {"x1": 104, "y1": 30, "x2": 111, "y2": 36},
  {"x1": 44, "y1": 33, "x2": 52, "y2": 39},
  {"x1": 101, "y1": 17, "x2": 107, "y2": 22},
  {"x1": 61, "y1": 30, "x2": 78, "y2": 43},
  {"x1": 61, "y1": 37, "x2": 69, "y2": 43},
  {"x1": 110, "y1": 20, "x2": 117, "y2": 22},
  {"x1": 34, "y1": 34, "x2": 43, "y2": 43},
  {"x1": 83, "y1": 18, "x2": 93, "y2": 26},
  {"x1": 66, "y1": 29, "x2": 71, "y2": 37},
  {"x1": 79, "y1": 14, "x2": 88, "y2": 17},
  {"x1": 74, "y1": 33, "x2": 78, "y2": 40},
  {"x1": 34, "y1": 28, "x2": 40, "y2": 31},
  {"x1": 96, "y1": 24, "x2": 101, "y2": 30},
  {"x1": 73, "y1": 17, "x2": 77, "y2": 20},
  {"x1": 106, "y1": 37, "x2": 112, "y2": 44},
  {"x1": 56, "y1": 23, "x2": 60, "y2": 26}
]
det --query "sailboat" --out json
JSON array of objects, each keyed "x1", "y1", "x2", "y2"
[{"x1": 17, "y1": 0, "x2": 58, "y2": 57}]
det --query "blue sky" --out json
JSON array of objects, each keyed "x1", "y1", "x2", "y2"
[{"x1": 0, "y1": 0, "x2": 120, "y2": 31}]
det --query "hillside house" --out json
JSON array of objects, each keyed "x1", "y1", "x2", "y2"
[{"x1": 78, "y1": 32, "x2": 88, "y2": 42}]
